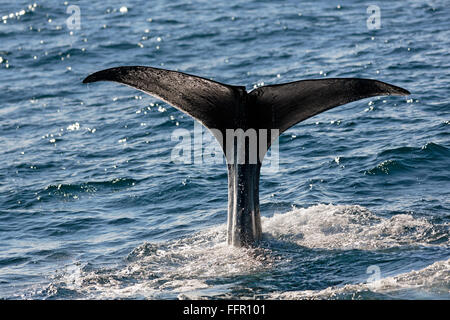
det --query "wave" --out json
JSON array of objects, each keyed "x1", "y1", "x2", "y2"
[
  {"x1": 378, "y1": 142, "x2": 450, "y2": 159},
  {"x1": 44, "y1": 178, "x2": 138, "y2": 195},
  {"x1": 365, "y1": 142, "x2": 449, "y2": 176},
  {"x1": 269, "y1": 259, "x2": 450, "y2": 300},
  {"x1": 263, "y1": 204, "x2": 448, "y2": 250},
  {"x1": 38, "y1": 227, "x2": 275, "y2": 299},
  {"x1": 31, "y1": 204, "x2": 448, "y2": 299},
  {"x1": 365, "y1": 159, "x2": 413, "y2": 175}
]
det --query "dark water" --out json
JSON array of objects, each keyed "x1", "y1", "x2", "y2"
[{"x1": 0, "y1": 0, "x2": 449, "y2": 299}]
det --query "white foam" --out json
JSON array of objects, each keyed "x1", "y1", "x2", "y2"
[
  {"x1": 53, "y1": 225, "x2": 276, "y2": 299},
  {"x1": 269, "y1": 259, "x2": 450, "y2": 299},
  {"x1": 263, "y1": 204, "x2": 446, "y2": 250},
  {"x1": 46, "y1": 204, "x2": 447, "y2": 299}
]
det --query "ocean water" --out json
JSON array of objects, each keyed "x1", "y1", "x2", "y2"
[{"x1": 0, "y1": 0, "x2": 449, "y2": 300}]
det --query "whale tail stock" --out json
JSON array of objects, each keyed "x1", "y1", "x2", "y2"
[{"x1": 83, "y1": 66, "x2": 410, "y2": 247}]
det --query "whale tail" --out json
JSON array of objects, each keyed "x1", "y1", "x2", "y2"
[
  {"x1": 83, "y1": 66, "x2": 409, "y2": 136},
  {"x1": 83, "y1": 66, "x2": 410, "y2": 246}
]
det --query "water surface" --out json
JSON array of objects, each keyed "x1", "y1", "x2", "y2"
[{"x1": 0, "y1": 0, "x2": 449, "y2": 299}]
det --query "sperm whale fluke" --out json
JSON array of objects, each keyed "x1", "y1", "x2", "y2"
[{"x1": 83, "y1": 66, "x2": 410, "y2": 247}]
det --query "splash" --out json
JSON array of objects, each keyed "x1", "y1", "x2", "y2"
[
  {"x1": 263, "y1": 204, "x2": 447, "y2": 250},
  {"x1": 269, "y1": 259, "x2": 450, "y2": 300},
  {"x1": 42, "y1": 225, "x2": 276, "y2": 299},
  {"x1": 37, "y1": 204, "x2": 447, "y2": 299}
]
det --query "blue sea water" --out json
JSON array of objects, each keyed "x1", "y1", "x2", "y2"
[{"x1": 0, "y1": 0, "x2": 449, "y2": 299}]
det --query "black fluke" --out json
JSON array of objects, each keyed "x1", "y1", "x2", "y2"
[{"x1": 83, "y1": 66, "x2": 409, "y2": 247}]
